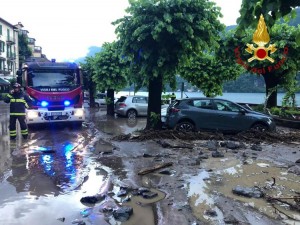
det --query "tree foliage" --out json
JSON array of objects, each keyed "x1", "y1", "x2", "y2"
[
  {"x1": 237, "y1": 0, "x2": 300, "y2": 39},
  {"x1": 113, "y1": 0, "x2": 224, "y2": 129},
  {"x1": 18, "y1": 33, "x2": 32, "y2": 66},
  {"x1": 92, "y1": 42, "x2": 128, "y2": 92},
  {"x1": 179, "y1": 30, "x2": 245, "y2": 97},
  {"x1": 230, "y1": 22, "x2": 300, "y2": 107},
  {"x1": 91, "y1": 41, "x2": 129, "y2": 115}
]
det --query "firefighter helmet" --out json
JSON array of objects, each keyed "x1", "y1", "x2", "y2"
[{"x1": 12, "y1": 83, "x2": 21, "y2": 88}]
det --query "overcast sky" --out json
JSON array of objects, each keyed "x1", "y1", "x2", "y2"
[{"x1": 1, "y1": 0, "x2": 242, "y2": 62}]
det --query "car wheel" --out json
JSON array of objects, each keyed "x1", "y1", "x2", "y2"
[
  {"x1": 251, "y1": 123, "x2": 268, "y2": 132},
  {"x1": 94, "y1": 103, "x2": 100, "y2": 108},
  {"x1": 175, "y1": 121, "x2": 195, "y2": 132},
  {"x1": 127, "y1": 109, "x2": 137, "y2": 118}
]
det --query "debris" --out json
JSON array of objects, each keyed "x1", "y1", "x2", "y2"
[
  {"x1": 113, "y1": 206, "x2": 133, "y2": 222},
  {"x1": 57, "y1": 217, "x2": 65, "y2": 222},
  {"x1": 232, "y1": 185, "x2": 264, "y2": 198},
  {"x1": 138, "y1": 162, "x2": 173, "y2": 175},
  {"x1": 80, "y1": 194, "x2": 105, "y2": 205}
]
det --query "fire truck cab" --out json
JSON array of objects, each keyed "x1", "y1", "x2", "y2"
[{"x1": 18, "y1": 60, "x2": 85, "y2": 126}]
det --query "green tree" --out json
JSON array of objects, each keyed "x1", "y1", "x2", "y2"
[
  {"x1": 113, "y1": 0, "x2": 224, "y2": 129},
  {"x1": 81, "y1": 56, "x2": 96, "y2": 108},
  {"x1": 179, "y1": 30, "x2": 244, "y2": 97},
  {"x1": 237, "y1": 0, "x2": 299, "y2": 38},
  {"x1": 18, "y1": 33, "x2": 32, "y2": 69},
  {"x1": 92, "y1": 41, "x2": 129, "y2": 115}
]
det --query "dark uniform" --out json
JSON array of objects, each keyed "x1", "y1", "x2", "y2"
[{"x1": 4, "y1": 83, "x2": 33, "y2": 140}]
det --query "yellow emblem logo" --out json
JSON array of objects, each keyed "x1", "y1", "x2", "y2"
[{"x1": 246, "y1": 14, "x2": 277, "y2": 63}]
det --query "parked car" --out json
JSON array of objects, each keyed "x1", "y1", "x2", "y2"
[
  {"x1": 165, "y1": 97, "x2": 276, "y2": 133},
  {"x1": 84, "y1": 93, "x2": 118, "y2": 108},
  {"x1": 115, "y1": 95, "x2": 148, "y2": 117},
  {"x1": 114, "y1": 95, "x2": 169, "y2": 120},
  {"x1": 94, "y1": 93, "x2": 107, "y2": 107}
]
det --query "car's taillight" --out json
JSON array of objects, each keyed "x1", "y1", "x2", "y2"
[
  {"x1": 170, "y1": 108, "x2": 180, "y2": 113},
  {"x1": 119, "y1": 103, "x2": 127, "y2": 107}
]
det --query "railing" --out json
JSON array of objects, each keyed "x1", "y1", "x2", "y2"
[
  {"x1": 6, "y1": 36, "x2": 15, "y2": 44},
  {"x1": 6, "y1": 52, "x2": 16, "y2": 60}
]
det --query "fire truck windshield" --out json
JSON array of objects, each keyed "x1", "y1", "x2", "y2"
[{"x1": 27, "y1": 69, "x2": 80, "y2": 89}]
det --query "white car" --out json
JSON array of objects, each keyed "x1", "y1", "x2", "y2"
[{"x1": 94, "y1": 93, "x2": 107, "y2": 107}]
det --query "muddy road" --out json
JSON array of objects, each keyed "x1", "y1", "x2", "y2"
[{"x1": 0, "y1": 102, "x2": 300, "y2": 225}]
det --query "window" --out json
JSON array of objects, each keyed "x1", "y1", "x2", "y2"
[
  {"x1": 0, "y1": 25, "x2": 2, "y2": 35},
  {"x1": 214, "y1": 100, "x2": 241, "y2": 112},
  {"x1": 193, "y1": 99, "x2": 213, "y2": 109},
  {"x1": 132, "y1": 97, "x2": 147, "y2": 103},
  {"x1": 0, "y1": 41, "x2": 4, "y2": 52}
]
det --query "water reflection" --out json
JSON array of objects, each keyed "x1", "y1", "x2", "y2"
[{"x1": 4, "y1": 128, "x2": 87, "y2": 197}]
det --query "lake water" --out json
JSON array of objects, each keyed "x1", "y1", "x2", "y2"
[{"x1": 115, "y1": 91, "x2": 300, "y2": 106}]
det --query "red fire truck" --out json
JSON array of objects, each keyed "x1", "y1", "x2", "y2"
[{"x1": 17, "y1": 60, "x2": 85, "y2": 126}]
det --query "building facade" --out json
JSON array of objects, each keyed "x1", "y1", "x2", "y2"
[
  {"x1": 0, "y1": 17, "x2": 19, "y2": 81},
  {"x1": 0, "y1": 18, "x2": 48, "y2": 82}
]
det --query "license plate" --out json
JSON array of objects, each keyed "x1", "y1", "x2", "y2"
[{"x1": 51, "y1": 112, "x2": 62, "y2": 116}]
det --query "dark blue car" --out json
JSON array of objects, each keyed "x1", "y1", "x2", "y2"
[{"x1": 165, "y1": 98, "x2": 276, "y2": 133}]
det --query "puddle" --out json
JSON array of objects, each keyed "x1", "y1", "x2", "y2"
[
  {"x1": 187, "y1": 171, "x2": 225, "y2": 224},
  {"x1": 0, "y1": 163, "x2": 108, "y2": 225},
  {"x1": 197, "y1": 156, "x2": 300, "y2": 224}
]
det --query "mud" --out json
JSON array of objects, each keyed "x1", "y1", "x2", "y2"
[
  {"x1": 1, "y1": 104, "x2": 300, "y2": 225},
  {"x1": 105, "y1": 124, "x2": 300, "y2": 225}
]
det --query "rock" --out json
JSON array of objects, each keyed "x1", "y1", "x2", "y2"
[
  {"x1": 57, "y1": 217, "x2": 65, "y2": 222},
  {"x1": 143, "y1": 153, "x2": 153, "y2": 157},
  {"x1": 223, "y1": 141, "x2": 241, "y2": 150},
  {"x1": 122, "y1": 196, "x2": 131, "y2": 202},
  {"x1": 204, "y1": 209, "x2": 217, "y2": 217},
  {"x1": 117, "y1": 188, "x2": 128, "y2": 197},
  {"x1": 207, "y1": 140, "x2": 218, "y2": 151},
  {"x1": 138, "y1": 187, "x2": 151, "y2": 195},
  {"x1": 251, "y1": 144, "x2": 262, "y2": 151},
  {"x1": 159, "y1": 170, "x2": 172, "y2": 175},
  {"x1": 212, "y1": 151, "x2": 224, "y2": 158},
  {"x1": 199, "y1": 154, "x2": 209, "y2": 159},
  {"x1": 71, "y1": 219, "x2": 86, "y2": 225},
  {"x1": 288, "y1": 165, "x2": 300, "y2": 175},
  {"x1": 232, "y1": 185, "x2": 264, "y2": 198},
  {"x1": 113, "y1": 206, "x2": 133, "y2": 222},
  {"x1": 142, "y1": 191, "x2": 158, "y2": 199},
  {"x1": 80, "y1": 194, "x2": 105, "y2": 205},
  {"x1": 295, "y1": 159, "x2": 300, "y2": 164},
  {"x1": 224, "y1": 214, "x2": 239, "y2": 224}
]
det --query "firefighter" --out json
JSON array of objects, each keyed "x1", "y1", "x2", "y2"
[
  {"x1": 4, "y1": 83, "x2": 33, "y2": 140},
  {"x1": 170, "y1": 92, "x2": 176, "y2": 102}
]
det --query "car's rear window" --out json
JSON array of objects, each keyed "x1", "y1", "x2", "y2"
[{"x1": 116, "y1": 96, "x2": 127, "y2": 103}]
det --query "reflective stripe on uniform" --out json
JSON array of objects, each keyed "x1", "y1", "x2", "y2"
[
  {"x1": 10, "y1": 113, "x2": 26, "y2": 116},
  {"x1": 10, "y1": 99, "x2": 27, "y2": 103},
  {"x1": 21, "y1": 129, "x2": 28, "y2": 135},
  {"x1": 10, "y1": 130, "x2": 17, "y2": 137},
  {"x1": 7, "y1": 94, "x2": 13, "y2": 98}
]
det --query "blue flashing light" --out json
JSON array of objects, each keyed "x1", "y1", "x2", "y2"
[
  {"x1": 64, "y1": 100, "x2": 71, "y2": 106},
  {"x1": 41, "y1": 101, "x2": 49, "y2": 107}
]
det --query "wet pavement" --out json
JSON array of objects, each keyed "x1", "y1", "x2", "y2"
[{"x1": 0, "y1": 101, "x2": 300, "y2": 225}]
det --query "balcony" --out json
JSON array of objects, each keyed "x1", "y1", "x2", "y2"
[
  {"x1": 0, "y1": 52, "x2": 5, "y2": 60},
  {"x1": 0, "y1": 68, "x2": 11, "y2": 75},
  {"x1": 6, "y1": 36, "x2": 16, "y2": 45},
  {"x1": 6, "y1": 52, "x2": 16, "y2": 61}
]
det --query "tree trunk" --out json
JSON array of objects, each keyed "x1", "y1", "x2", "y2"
[
  {"x1": 107, "y1": 88, "x2": 115, "y2": 116},
  {"x1": 263, "y1": 72, "x2": 277, "y2": 108},
  {"x1": 146, "y1": 74, "x2": 163, "y2": 130},
  {"x1": 89, "y1": 77, "x2": 96, "y2": 107}
]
